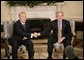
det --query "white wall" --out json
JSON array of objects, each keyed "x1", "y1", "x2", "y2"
[{"x1": 62, "y1": 1, "x2": 83, "y2": 22}]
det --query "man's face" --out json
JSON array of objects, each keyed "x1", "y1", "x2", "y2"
[
  {"x1": 19, "y1": 13, "x2": 26, "y2": 23},
  {"x1": 56, "y1": 12, "x2": 63, "y2": 22}
]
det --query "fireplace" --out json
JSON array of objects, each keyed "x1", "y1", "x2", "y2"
[
  {"x1": 75, "y1": 22, "x2": 83, "y2": 31},
  {"x1": 27, "y1": 18, "x2": 51, "y2": 38},
  {"x1": 75, "y1": 21, "x2": 83, "y2": 48}
]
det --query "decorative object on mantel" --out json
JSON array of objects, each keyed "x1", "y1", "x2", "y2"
[{"x1": 7, "y1": 1, "x2": 64, "y2": 8}]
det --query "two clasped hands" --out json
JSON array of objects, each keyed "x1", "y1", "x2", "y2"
[
  {"x1": 23, "y1": 32, "x2": 40, "y2": 40},
  {"x1": 32, "y1": 32, "x2": 40, "y2": 38}
]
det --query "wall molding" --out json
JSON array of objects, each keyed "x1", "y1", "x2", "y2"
[{"x1": 64, "y1": 17, "x2": 83, "y2": 22}]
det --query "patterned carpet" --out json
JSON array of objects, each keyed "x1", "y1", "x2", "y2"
[{"x1": 1, "y1": 39, "x2": 83, "y2": 59}]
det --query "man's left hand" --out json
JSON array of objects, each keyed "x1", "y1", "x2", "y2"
[
  {"x1": 58, "y1": 38, "x2": 64, "y2": 43},
  {"x1": 23, "y1": 37, "x2": 28, "y2": 40}
]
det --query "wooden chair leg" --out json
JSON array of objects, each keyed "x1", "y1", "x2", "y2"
[{"x1": 4, "y1": 38, "x2": 11, "y2": 59}]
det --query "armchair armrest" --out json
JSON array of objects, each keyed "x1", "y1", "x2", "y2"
[
  {"x1": 72, "y1": 32, "x2": 76, "y2": 37},
  {"x1": 71, "y1": 32, "x2": 76, "y2": 47}
]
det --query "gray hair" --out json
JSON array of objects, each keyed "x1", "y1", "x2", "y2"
[
  {"x1": 19, "y1": 12, "x2": 26, "y2": 17},
  {"x1": 56, "y1": 11, "x2": 64, "y2": 16}
]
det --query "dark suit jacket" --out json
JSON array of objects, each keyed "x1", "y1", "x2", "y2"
[
  {"x1": 40, "y1": 19, "x2": 72, "y2": 46},
  {"x1": 12, "y1": 20, "x2": 31, "y2": 42}
]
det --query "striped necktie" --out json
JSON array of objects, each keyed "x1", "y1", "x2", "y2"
[{"x1": 58, "y1": 22, "x2": 62, "y2": 40}]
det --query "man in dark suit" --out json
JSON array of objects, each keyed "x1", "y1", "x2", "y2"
[
  {"x1": 11, "y1": 12, "x2": 34, "y2": 59},
  {"x1": 33, "y1": 11, "x2": 72, "y2": 59}
]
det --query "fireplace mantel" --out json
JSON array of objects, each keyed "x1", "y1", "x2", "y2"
[{"x1": 10, "y1": 3, "x2": 64, "y2": 21}]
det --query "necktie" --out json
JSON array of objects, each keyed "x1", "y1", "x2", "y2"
[
  {"x1": 58, "y1": 22, "x2": 62, "y2": 40},
  {"x1": 23, "y1": 23, "x2": 25, "y2": 30}
]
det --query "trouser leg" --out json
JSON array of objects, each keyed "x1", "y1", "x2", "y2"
[
  {"x1": 22, "y1": 40, "x2": 34, "y2": 59},
  {"x1": 12, "y1": 42, "x2": 19, "y2": 59}
]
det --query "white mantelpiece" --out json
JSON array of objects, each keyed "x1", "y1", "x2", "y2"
[{"x1": 10, "y1": 3, "x2": 64, "y2": 21}]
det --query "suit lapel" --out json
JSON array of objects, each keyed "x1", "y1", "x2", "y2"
[
  {"x1": 25, "y1": 21, "x2": 29, "y2": 32},
  {"x1": 62, "y1": 20, "x2": 66, "y2": 33},
  {"x1": 56, "y1": 20, "x2": 58, "y2": 33},
  {"x1": 25, "y1": 21, "x2": 28, "y2": 32}
]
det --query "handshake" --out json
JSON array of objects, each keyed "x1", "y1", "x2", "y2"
[{"x1": 32, "y1": 32, "x2": 40, "y2": 38}]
